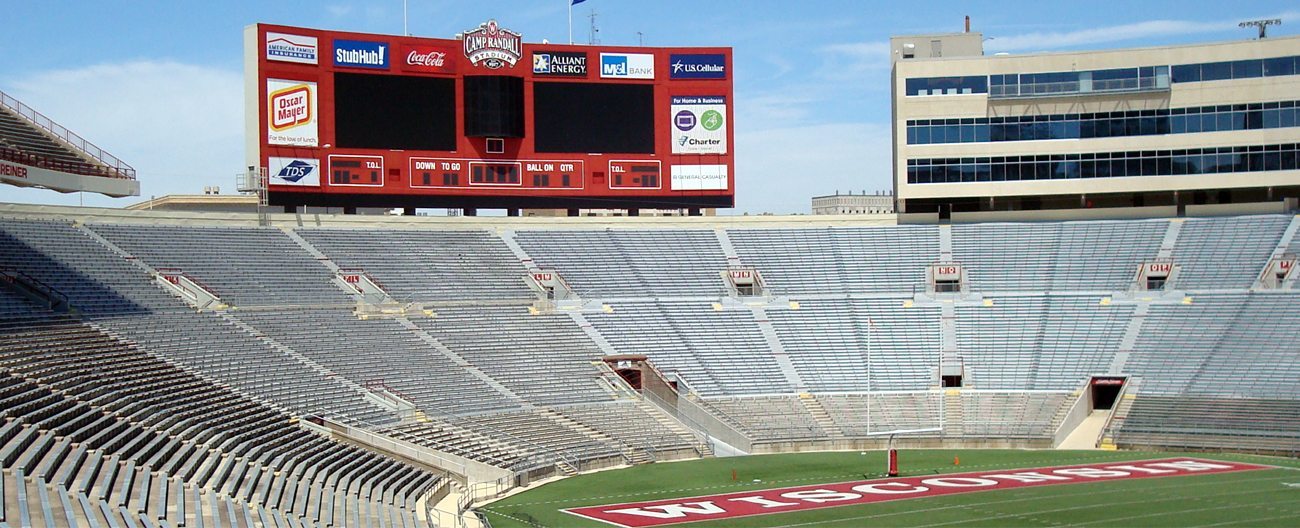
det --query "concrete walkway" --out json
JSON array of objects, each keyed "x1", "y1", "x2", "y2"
[{"x1": 1057, "y1": 409, "x2": 1110, "y2": 450}]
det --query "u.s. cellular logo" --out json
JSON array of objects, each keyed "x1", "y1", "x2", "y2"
[{"x1": 266, "y1": 32, "x2": 318, "y2": 65}]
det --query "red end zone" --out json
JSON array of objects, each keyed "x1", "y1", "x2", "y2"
[{"x1": 564, "y1": 458, "x2": 1269, "y2": 527}]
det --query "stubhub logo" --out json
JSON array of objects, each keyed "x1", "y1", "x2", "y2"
[
  {"x1": 600, "y1": 53, "x2": 654, "y2": 79},
  {"x1": 334, "y1": 39, "x2": 389, "y2": 69}
]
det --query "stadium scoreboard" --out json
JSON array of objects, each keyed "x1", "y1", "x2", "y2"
[{"x1": 244, "y1": 22, "x2": 734, "y2": 210}]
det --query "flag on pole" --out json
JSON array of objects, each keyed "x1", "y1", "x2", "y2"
[{"x1": 572, "y1": 0, "x2": 586, "y2": 4}]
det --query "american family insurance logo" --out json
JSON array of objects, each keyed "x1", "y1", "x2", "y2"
[
  {"x1": 265, "y1": 32, "x2": 318, "y2": 64},
  {"x1": 564, "y1": 458, "x2": 1269, "y2": 527}
]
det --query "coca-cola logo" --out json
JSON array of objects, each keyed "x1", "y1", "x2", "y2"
[
  {"x1": 408, "y1": 50, "x2": 446, "y2": 67},
  {"x1": 400, "y1": 45, "x2": 456, "y2": 73}
]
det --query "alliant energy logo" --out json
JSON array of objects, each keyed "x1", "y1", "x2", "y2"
[
  {"x1": 564, "y1": 458, "x2": 1269, "y2": 527},
  {"x1": 265, "y1": 32, "x2": 318, "y2": 64},
  {"x1": 533, "y1": 51, "x2": 587, "y2": 76},
  {"x1": 0, "y1": 161, "x2": 29, "y2": 179},
  {"x1": 463, "y1": 20, "x2": 522, "y2": 70},
  {"x1": 269, "y1": 84, "x2": 312, "y2": 131}
]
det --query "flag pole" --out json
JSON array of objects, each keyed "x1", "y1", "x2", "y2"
[{"x1": 568, "y1": 0, "x2": 573, "y2": 44}]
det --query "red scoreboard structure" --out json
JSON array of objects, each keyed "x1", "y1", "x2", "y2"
[{"x1": 244, "y1": 22, "x2": 734, "y2": 213}]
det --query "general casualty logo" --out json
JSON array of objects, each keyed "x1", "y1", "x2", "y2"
[
  {"x1": 533, "y1": 51, "x2": 587, "y2": 76},
  {"x1": 266, "y1": 79, "x2": 318, "y2": 147},
  {"x1": 265, "y1": 32, "x2": 318, "y2": 65},
  {"x1": 600, "y1": 53, "x2": 655, "y2": 79},
  {"x1": 269, "y1": 157, "x2": 320, "y2": 186},
  {"x1": 671, "y1": 96, "x2": 726, "y2": 154},
  {"x1": 333, "y1": 39, "x2": 389, "y2": 69},
  {"x1": 669, "y1": 53, "x2": 726, "y2": 79},
  {"x1": 463, "y1": 20, "x2": 522, "y2": 69}
]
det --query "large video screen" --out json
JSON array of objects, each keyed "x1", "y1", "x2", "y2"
[
  {"x1": 334, "y1": 73, "x2": 456, "y2": 151},
  {"x1": 533, "y1": 82, "x2": 655, "y2": 154},
  {"x1": 464, "y1": 76, "x2": 525, "y2": 138}
]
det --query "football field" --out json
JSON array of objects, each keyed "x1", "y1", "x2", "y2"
[{"x1": 479, "y1": 450, "x2": 1300, "y2": 527}]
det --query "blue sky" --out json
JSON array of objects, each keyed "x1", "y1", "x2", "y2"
[{"x1": 1, "y1": 1, "x2": 1296, "y2": 214}]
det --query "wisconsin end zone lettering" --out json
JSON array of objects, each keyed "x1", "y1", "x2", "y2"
[{"x1": 564, "y1": 458, "x2": 1269, "y2": 527}]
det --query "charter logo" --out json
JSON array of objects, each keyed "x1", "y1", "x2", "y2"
[
  {"x1": 463, "y1": 20, "x2": 522, "y2": 69},
  {"x1": 669, "y1": 54, "x2": 726, "y2": 79},
  {"x1": 265, "y1": 32, "x2": 318, "y2": 65},
  {"x1": 600, "y1": 53, "x2": 654, "y2": 79},
  {"x1": 334, "y1": 39, "x2": 389, "y2": 69},
  {"x1": 269, "y1": 157, "x2": 320, "y2": 186}
]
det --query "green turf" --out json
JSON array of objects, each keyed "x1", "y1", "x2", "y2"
[{"x1": 479, "y1": 450, "x2": 1300, "y2": 527}]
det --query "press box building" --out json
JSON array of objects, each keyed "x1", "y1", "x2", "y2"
[{"x1": 891, "y1": 31, "x2": 1300, "y2": 219}]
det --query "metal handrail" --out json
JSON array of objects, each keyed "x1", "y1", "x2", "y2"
[{"x1": 0, "y1": 89, "x2": 136, "y2": 179}]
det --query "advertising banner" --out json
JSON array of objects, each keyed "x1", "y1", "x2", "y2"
[
  {"x1": 600, "y1": 53, "x2": 655, "y2": 79},
  {"x1": 669, "y1": 53, "x2": 726, "y2": 79},
  {"x1": 266, "y1": 32, "x2": 318, "y2": 65},
  {"x1": 670, "y1": 96, "x2": 727, "y2": 154},
  {"x1": 333, "y1": 39, "x2": 389, "y2": 69},
  {"x1": 401, "y1": 44, "x2": 456, "y2": 74},
  {"x1": 532, "y1": 51, "x2": 588, "y2": 77},
  {"x1": 268, "y1": 157, "x2": 320, "y2": 186},
  {"x1": 670, "y1": 164, "x2": 728, "y2": 191},
  {"x1": 267, "y1": 79, "x2": 318, "y2": 147}
]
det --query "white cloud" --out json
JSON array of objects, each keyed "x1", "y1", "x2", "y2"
[
  {"x1": 987, "y1": 11, "x2": 1300, "y2": 52},
  {"x1": 3, "y1": 60, "x2": 242, "y2": 207},
  {"x1": 734, "y1": 122, "x2": 892, "y2": 215},
  {"x1": 818, "y1": 41, "x2": 891, "y2": 80}
]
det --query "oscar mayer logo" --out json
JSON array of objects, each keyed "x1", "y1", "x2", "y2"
[
  {"x1": 463, "y1": 20, "x2": 522, "y2": 69},
  {"x1": 269, "y1": 84, "x2": 312, "y2": 132}
]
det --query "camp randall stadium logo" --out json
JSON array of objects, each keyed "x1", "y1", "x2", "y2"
[{"x1": 463, "y1": 20, "x2": 522, "y2": 69}]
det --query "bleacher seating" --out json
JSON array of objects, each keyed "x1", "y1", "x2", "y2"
[
  {"x1": 1114, "y1": 396, "x2": 1300, "y2": 454},
  {"x1": 727, "y1": 226, "x2": 938, "y2": 294},
  {"x1": 1171, "y1": 215, "x2": 1291, "y2": 290},
  {"x1": 515, "y1": 229, "x2": 729, "y2": 297},
  {"x1": 0, "y1": 315, "x2": 439, "y2": 526},
  {"x1": 299, "y1": 228, "x2": 534, "y2": 301},
  {"x1": 0, "y1": 100, "x2": 132, "y2": 180},
  {"x1": 588, "y1": 301, "x2": 791, "y2": 396},
  {"x1": 91, "y1": 223, "x2": 352, "y2": 307},
  {"x1": 2, "y1": 210, "x2": 1299, "y2": 483},
  {"x1": 0, "y1": 219, "x2": 181, "y2": 314}
]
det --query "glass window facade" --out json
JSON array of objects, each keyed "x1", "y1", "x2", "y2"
[
  {"x1": 907, "y1": 100, "x2": 1300, "y2": 145},
  {"x1": 907, "y1": 55, "x2": 1300, "y2": 98},
  {"x1": 906, "y1": 143, "x2": 1299, "y2": 184},
  {"x1": 904, "y1": 76, "x2": 988, "y2": 96}
]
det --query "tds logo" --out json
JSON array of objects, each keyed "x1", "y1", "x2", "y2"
[{"x1": 276, "y1": 160, "x2": 315, "y2": 182}]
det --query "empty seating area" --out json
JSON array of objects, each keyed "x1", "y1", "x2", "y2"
[
  {"x1": 1126, "y1": 294, "x2": 1249, "y2": 396},
  {"x1": 0, "y1": 104, "x2": 126, "y2": 179},
  {"x1": 727, "y1": 226, "x2": 938, "y2": 294},
  {"x1": 554, "y1": 402, "x2": 701, "y2": 455},
  {"x1": 959, "y1": 392, "x2": 1070, "y2": 438},
  {"x1": 700, "y1": 396, "x2": 825, "y2": 442},
  {"x1": 414, "y1": 307, "x2": 610, "y2": 406},
  {"x1": 515, "y1": 229, "x2": 729, "y2": 297},
  {"x1": 953, "y1": 223, "x2": 1062, "y2": 292},
  {"x1": 817, "y1": 392, "x2": 943, "y2": 436},
  {"x1": 767, "y1": 299, "x2": 940, "y2": 392},
  {"x1": 0, "y1": 316, "x2": 439, "y2": 527},
  {"x1": 240, "y1": 309, "x2": 520, "y2": 416},
  {"x1": 91, "y1": 223, "x2": 351, "y2": 307},
  {"x1": 1171, "y1": 215, "x2": 1291, "y2": 290},
  {"x1": 956, "y1": 297, "x2": 1049, "y2": 389},
  {"x1": 1114, "y1": 396, "x2": 1300, "y2": 454},
  {"x1": 589, "y1": 301, "x2": 791, "y2": 396},
  {"x1": 1052, "y1": 220, "x2": 1167, "y2": 291},
  {"x1": 299, "y1": 228, "x2": 534, "y2": 301},
  {"x1": 0, "y1": 219, "x2": 181, "y2": 314},
  {"x1": 96, "y1": 312, "x2": 393, "y2": 425}
]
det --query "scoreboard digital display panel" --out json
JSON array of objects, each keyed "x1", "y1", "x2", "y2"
[{"x1": 246, "y1": 22, "x2": 734, "y2": 210}]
